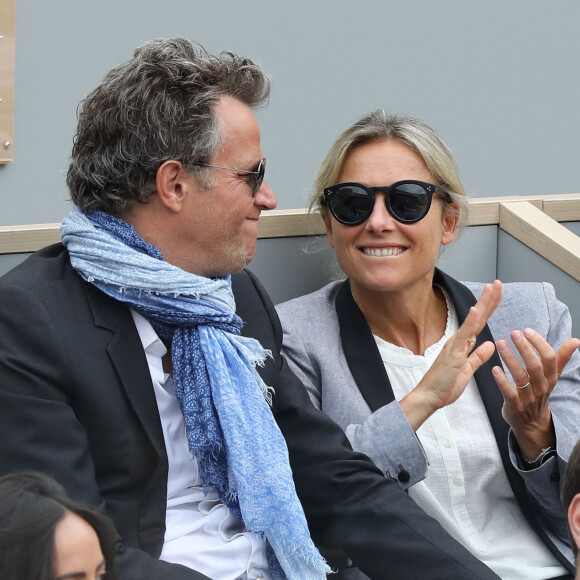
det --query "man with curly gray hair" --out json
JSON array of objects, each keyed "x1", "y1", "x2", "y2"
[{"x1": 0, "y1": 38, "x2": 500, "y2": 580}]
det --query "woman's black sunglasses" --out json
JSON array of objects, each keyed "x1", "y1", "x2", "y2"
[{"x1": 323, "y1": 180, "x2": 450, "y2": 225}]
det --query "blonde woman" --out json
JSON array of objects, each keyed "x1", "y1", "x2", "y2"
[{"x1": 277, "y1": 110, "x2": 580, "y2": 580}]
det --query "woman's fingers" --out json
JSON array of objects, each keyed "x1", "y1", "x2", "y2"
[
  {"x1": 523, "y1": 329, "x2": 580, "y2": 378},
  {"x1": 455, "y1": 281, "x2": 503, "y2": 350},
  {"x1": 493, "y1": 327, "x2": 579, "y2": 459},
  {"x1": 498, "y1": 329, "x2": 580, "y2": 393},
  {"x1": 497, "y1": 335, "x2": 537, "y2": 390},
  {"x1": 492, "y1": 364, "x2": 520, "y2": 407},
  {"x1": 556, "y1": 337, "x2": 580, "y2": 374},
  {"x1": 468, "y1": 341, "x2": 497, "y2": 372},
  {"x1": 492, "y1": 359, "x2": 555, "y2": 459},
  {"x1": 514, "y1": 329, "x2": 556, "y2": 386},
  {"x1": 404, "y1": 281, "x2": 503, "y2": 428},
  {"x1": 471, "y1": 281, "x2": 503, "y2": 326}
]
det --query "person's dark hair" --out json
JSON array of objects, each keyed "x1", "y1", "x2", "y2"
[
  {"x1": 66, "y1": 37, "x2": 270, "y2": 215},
  {"x1": 0, "y1": 471, "x2": 116, "y2": 580},
  {"x1": 563, "y1": 438, "x2": 580, "y2": 557}
]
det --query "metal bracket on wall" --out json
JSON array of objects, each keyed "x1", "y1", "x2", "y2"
[{"x1": 0, "y1": 0, "x2": 15, "y2": 164}]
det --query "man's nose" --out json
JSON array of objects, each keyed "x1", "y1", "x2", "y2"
[{"x1": 254, "y1": 179, "x2": 277, "y2": 210}]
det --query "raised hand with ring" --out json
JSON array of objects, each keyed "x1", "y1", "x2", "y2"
[
  {"x1": 401, "y1": 281, "x2": 503, "y2": 431},
  {"x1": 492, "y1": 328, "x2": 580, "y2": 462}
]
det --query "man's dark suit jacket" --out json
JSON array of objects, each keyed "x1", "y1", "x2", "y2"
[{"x1": 0, "y1": 243, "x2": 500, "y2": 580}]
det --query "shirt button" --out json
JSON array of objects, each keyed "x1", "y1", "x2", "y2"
[
  {"x1": 397, "y1": 469, "x2": 411, "y2": 483},
  {"x1": 443, "y1": 439, "x2": 452, "y2": 448},
  {"x1": 452, "y1": 475, "x2": 463, "y2": 486},
  {"x1": 460, "y1": 512, "x2": 469, "y2": 522}
]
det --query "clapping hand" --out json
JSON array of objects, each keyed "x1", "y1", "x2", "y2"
[
  {"x1": 401, "y1": 280, "x2": 503, "y2": 431},
  {"x1": 492, "y1": 329, "x2": 580, "y2": 461}
]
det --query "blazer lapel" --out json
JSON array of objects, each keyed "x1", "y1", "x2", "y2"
[
  {"x1": 85, "y1": 282, "x2": 166, "y2": 457},
  {"x1": 433, "y1": 271, "x2": 516, "y2": 468},
  {"x1": 335, "y1": 279, "x2": 395, "y2": 412}
]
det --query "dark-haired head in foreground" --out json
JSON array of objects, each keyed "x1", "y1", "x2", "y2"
[{"x1": 0, "y1": 471, "x2": 115, "y2": 580}]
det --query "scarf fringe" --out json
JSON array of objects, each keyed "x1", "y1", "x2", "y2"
[{"x1": 86, "y1": 275, "x2": 204, "y2": 299}]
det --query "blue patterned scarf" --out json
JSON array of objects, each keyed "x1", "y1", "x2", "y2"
[{"x1": 61, "y1": 207, "x2": 329, "y2": 580}]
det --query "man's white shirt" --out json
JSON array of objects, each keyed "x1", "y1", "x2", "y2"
[{"x1": 132, "y1": 310, "x2": 270, "y2": 580}]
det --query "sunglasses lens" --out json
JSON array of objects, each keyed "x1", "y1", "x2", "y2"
[
  {"x1": 389, "y1": 183, "x2": 431, "y2": 223},
  {"x1": 252, "y1": 158, "x2": 266, "y2": 195},
  {"x1": 330, "y1": 185, "x2": 374, "y2": 225}
]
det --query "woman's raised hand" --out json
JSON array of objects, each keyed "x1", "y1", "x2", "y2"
[
  {"x1": 401, "y1": 280, "x2": 503, "y2": 431},
  {"x1": 492, "y1": 329, "x2": 580, "y2": 461}
]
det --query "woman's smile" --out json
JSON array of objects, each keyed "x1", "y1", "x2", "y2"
[{"x1": 361, "y1": 246, "x2": 406, "y2": 257}]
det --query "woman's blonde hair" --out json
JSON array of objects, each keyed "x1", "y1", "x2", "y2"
[{"x1": 311, "y1": 109, "x2": 468, "y2": 234}]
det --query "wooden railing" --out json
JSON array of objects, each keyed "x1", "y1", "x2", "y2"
[
  {"x1": 2, "y1": 194, "x2": 580, "y2": 280},
  {"x1": 0, "y1": 0, "x2": 16, "y2": 164}
]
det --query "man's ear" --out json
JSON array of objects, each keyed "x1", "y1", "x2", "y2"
[
  {"x1": 155, "y1": 160, "x2": 191, "y2": 213},
  {"x1": 569, "y1": 494, "x2": 580, "y2": 554}
]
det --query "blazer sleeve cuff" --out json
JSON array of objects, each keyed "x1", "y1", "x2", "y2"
[
  {"x1": 345, "y1": 401, "x2": 427, "y2": 489},
  {"x1": 508, "y1": 430, "x2": 567, "y2": 526}
]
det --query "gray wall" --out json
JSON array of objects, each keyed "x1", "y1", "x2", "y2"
[
  {"x1": 2, "y1": 1, "x2": 580, "y2": 225},
  {"x1": 2, "y1": 1, "x2": 579, "y2": 333},
  {"x1": 496, "y1": 226, "x2": 580, "y2": 337}
]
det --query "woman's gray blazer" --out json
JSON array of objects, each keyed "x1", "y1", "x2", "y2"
[{"x1": 276, "y1": 269, "x2": 580, "y2": 573}]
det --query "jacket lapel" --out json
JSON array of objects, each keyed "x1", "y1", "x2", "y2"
[
  {"x1": 335, "y1": 279, "x2": 395, "y2": 412},
  {"x1": 433, "y1": 270, "x2": 517, "y2": 480},
  {"x1": 85, "y1": 282, "x2": 166, "y2": 458}
]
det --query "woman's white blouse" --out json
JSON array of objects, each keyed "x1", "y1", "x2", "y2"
[{"x1": 373, "y1": 290, "x2": 566, "y2": 580}]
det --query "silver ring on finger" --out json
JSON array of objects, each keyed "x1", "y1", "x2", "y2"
[{"x1": 516, "y1": 380, "x2": 531, "y2": 389}]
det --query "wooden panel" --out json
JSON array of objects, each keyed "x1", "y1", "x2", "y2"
[
  {"x1": 467, "y1": 196, "x2": 543, "y2": 226},
  {"x1": 541, "y1": 193, "x2": 580, "y2": 222},
  {"x1": 258, "y1": 208, "x2": 324, "y2": 238},
  {"x1": 256, "y1": 197, "x2": 547, "y2": 239},
  {"x1": 0, "y1": 223, "x2": 61, "y2": 253},
  {"x1": 499, "y1": 201, "x2": 580, "y2": 283},
  {"x1": 0, "y1": 0, "x2": 15, "y2": 163}
]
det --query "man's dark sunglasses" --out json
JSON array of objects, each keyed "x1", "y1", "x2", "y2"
[
  {"x1": 323, "y1": 180, "x2": 450, "y2": 225},
  {"x1": 194, "y1": 157, "x2": 266, "y2": 196}
]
